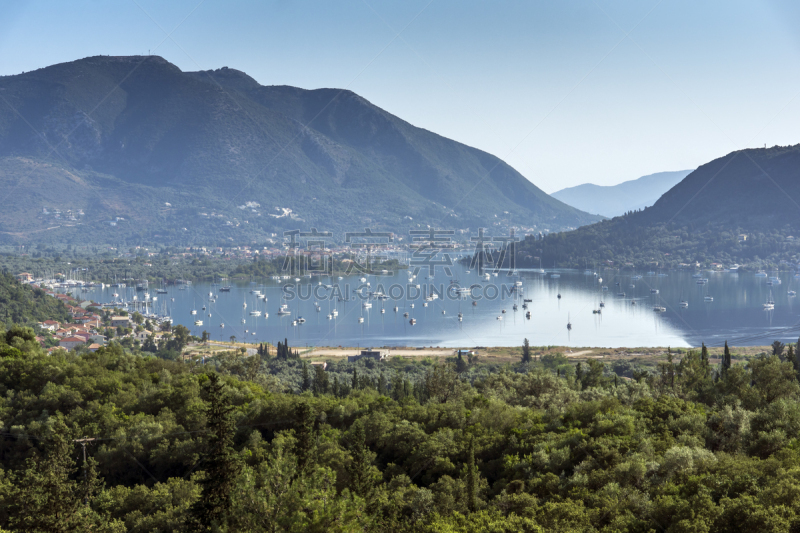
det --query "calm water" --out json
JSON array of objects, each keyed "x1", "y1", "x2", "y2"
[{"x1": 75, "y1": 266, "x2": 800, "y2": 348}]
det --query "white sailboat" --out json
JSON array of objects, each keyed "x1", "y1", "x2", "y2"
[{"x1": 764, "y1": 290, "x2": 775, "y2": 310}]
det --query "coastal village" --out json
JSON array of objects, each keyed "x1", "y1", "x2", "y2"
[{"x1": 16, "y1": 271, "x2": 164, "y2": 354}]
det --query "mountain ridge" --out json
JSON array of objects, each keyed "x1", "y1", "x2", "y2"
[
  {"x1": 551, "y1": 170, "x2": 693, "y2": 217},
  {"x1": 0, "y1": 55, "x2": 601, "y2": 244},
  {"x1": 516, "y1": 144, "x2": 800, "y2": 269}
]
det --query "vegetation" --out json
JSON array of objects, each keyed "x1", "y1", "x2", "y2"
[
  {"x1": 0, "y1": 322, "x2": 800, "y2": 531},
  {"x1": 0, "y1": 272, "x2": 69, "y2": 326}
]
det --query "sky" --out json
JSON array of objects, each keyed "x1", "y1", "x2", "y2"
[{"x1": 2, "y1": 0, "x2": 800, "y2": 193}]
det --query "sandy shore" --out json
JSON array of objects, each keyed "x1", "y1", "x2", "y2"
[{"x1": 303, "y1": 347, "x2": 455, "y2": 358}]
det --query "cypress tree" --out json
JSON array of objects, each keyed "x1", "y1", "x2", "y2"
[
  {"x1": 352, "y1": 367, "x2": 359, "y2": 391},
  {"x1": 667, "y1": 347, "x2": 675, "y2": 389},
  {"x1": 722, "y1": 341, "x2": 731, "y2": 376},
  {"x1": 301, "y1": 361, "x2": 311, "y2": 392},
  {"x1": 466, "y1": 436, "x2": 477, "y2": 512},
  {"x1": 313, "y1": 364, "x2": 328, "y2": 395},
  {"x1": 295, "y1": 402, "x2": 315, "y2": 473},
  {"x1": 346, "y1": 422, "x2": 376, "y2": 499},
  {"x1": 378, "y1": 372, "x2": 388, "y2": 395},
  {"x1": 522, "y1": 338, "x2": 531, "y2": 363},
  {"x1": 190, "y1": 374, "x2": 241, "y2": 530},
  {"x1": 455, "y1": 353, "x2": 468, "y2": 373},
  {"x1": 787, "y1": 345, "x2": 798, "y2": 380}
]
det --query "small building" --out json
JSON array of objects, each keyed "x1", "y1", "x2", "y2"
[
  {"x1": 347, "y1": 349, "x2": 388, "y2": 363},
  {"x1": 134, "y1": 330, "x2": 152, "y2": 342},
  {"x1": 87, "y1": 343, "x2": 102, "y2": 352},
  {"x1": 59, "y1": 336, "x2": 87, "y2": 350},
  {"x1": 16, "y1": 272, "x2": 33, "y2": 282},
  {"x1": 111, "y1": 316, "x2": 130, "y2": 328},
  {"x1": 38, "y1": 320, "x2": 60, "y2": 331},
  {"x1": 309, "y1": 361, "x2": 327, "y2": 370}
]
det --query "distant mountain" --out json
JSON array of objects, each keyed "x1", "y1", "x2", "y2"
[
  {"x1": 0, "y1": 55, "x2": 600, "y2": 245},
  {"x1": 516, "y1": 145, "x2": 800, "y2": 269},
  {"x1": 551, "y1": 170, "x2": 693, "y2": 218}
]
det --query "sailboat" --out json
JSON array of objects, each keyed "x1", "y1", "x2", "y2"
[
  {"x1": 764, "y1": 290, "x2": 775, "y2": 310},
  {"x1": 680, "y1": 290, "x2": 689, "y2": 308},
  {"x1": 249, "y1": 294, "x2": 262, "y2": 316},
  {"x1": 277, "y1": 301, "x2": 291, "y2": 316}
]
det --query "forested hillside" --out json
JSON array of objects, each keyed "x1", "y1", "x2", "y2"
[
  {"x1": 0, "y1": 272, "x2": 69, "y2": 325},
  {"x1": 2, "y1": 326, "x2": 800, "y2": 530}
]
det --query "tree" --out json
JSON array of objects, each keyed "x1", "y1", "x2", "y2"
[
  {"x1": 455, "y1": 353, "x2": 468, "y2": 373},
  {"x1": 294, "y1": 402, "x2": 315, "y2": 473},
  {"x1": 466, "y1": 436, "x2": 477, "y2": 513},
  {"x1": 378, "y1": 371, "x2": 388, "y2": 395},
  {"x1": 142, "y1": 334, "x2": 158, "y2": 353},
  {"x1": 345, "y1": 421, "x2": 378, "y2": 500},
  {"x1": 6, "y1": 417, "x2": 114, "y2": 532},
  {"x1": 772, "y1": 340, "x2": 786, "y2": 358},
  {"x1": 722, "y1": 341, "x2": 732, "y2": 376},
  {"x1": 522, "y1": 338, "x2": 532, "y2": 363},
  {"x1": 301, "y1": 361, "x2": 311, "y2": 392},
  {"x1": 229, "y1": 335, "x2": 237, "y2": 344},
  {"x1": 201, "y1": 330, "x2": 210, "y2": 343},
  {"x1": 425, "y1": 364, "x2": 461, "y2": 403},
  {"x1": 131, "y1": 311, "x2": 144, "y2": 325},
  {"x1": 189, "y1": 374, "x2": 241, "y2": 530},
  {"x1": 165, "y1": 324, "x2": 190, "y2": 353},
  {"x1": 787, "y1": 345, "x2": 800, "y2": 379},
  {"x1": 312, "y1": 364, "x2": 328, "y2": 395}
]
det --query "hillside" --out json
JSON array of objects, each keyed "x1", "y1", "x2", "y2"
[
  {"x1": 641, "y1": 145, "x2": 800, "y2": 227},
  {"x1": 551, "y1": 170, "x2": 692, "y2": 217},
  {"x1": 0, "y1": 55, "x2": 600, "y2": 244},
  {"x1": 517, "y1": 145, "x2": 800, "y2": 269},
  {"x1": 0, "y1": 272, "x2": 69, "y2": 324}
]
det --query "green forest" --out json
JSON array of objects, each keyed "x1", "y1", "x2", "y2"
[{"x1": 3, "y1": 323, "x2": 800, "y2": 531}]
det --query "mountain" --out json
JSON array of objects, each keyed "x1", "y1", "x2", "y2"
[
  {"x1": 551, "y1": 170, "x2": 692, "y2": 218},
  {"x1": 0, "y1": 55, "x2": 600, "y2": 245},
  {"x1": 516, "y1": 145, "x2": 800, "y2": 269},
  {"x1": 641, "y1": 146, "x2": 800, "y2": 227}
]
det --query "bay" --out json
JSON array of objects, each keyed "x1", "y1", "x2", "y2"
[{"x1": 74, "y1": 264, "x2": 800, "y2": 348}]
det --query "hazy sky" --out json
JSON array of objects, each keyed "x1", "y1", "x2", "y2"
[{"x1": 2, "y1": 0, "x2": 800, "y2": 192}]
